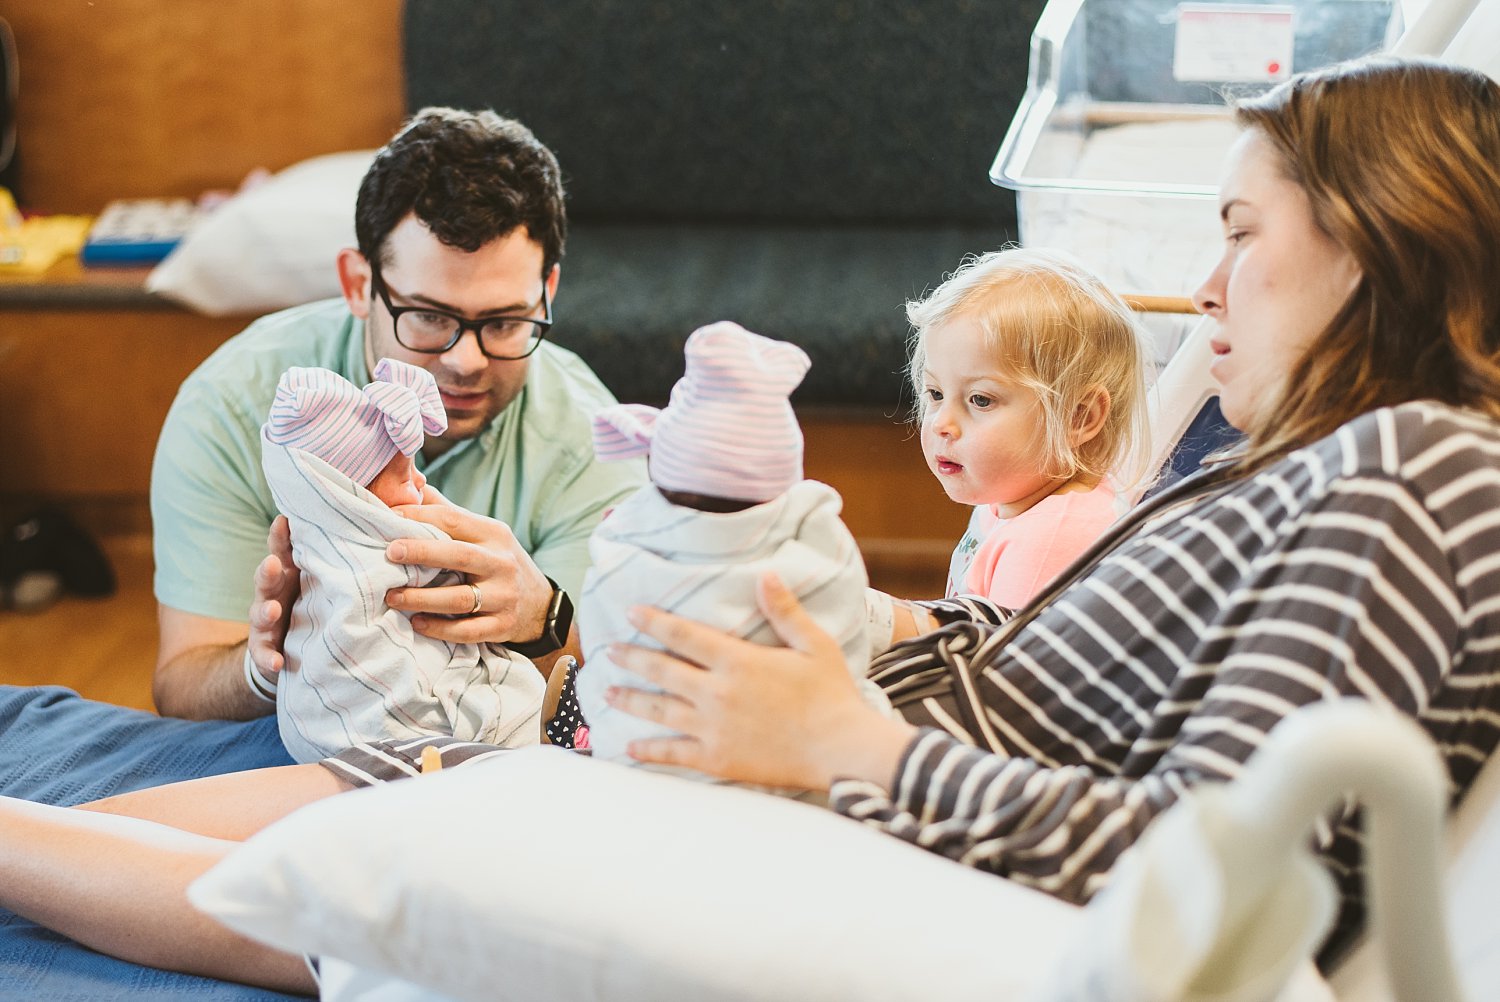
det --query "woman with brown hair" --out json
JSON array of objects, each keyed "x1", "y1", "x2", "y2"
[
  {"x1": 1, "y1": 55, "x2": 1499, "y2": 993},
  {"x1": 609, "y1": 55, "x2": 1500, "y2": 965}
]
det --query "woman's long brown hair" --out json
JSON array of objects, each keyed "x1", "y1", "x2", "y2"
[{"x1": 1228, "y1": 57, "x2": 1500, "y2": 474}]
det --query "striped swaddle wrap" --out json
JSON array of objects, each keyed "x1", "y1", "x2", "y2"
[
  {"x1": 576, "y1": 478, "x2": 882, "y2": 776},
  {"x1": 578, "y1": 323, "x2": 884, "y2": 781},
  {"x1": 261, "y1": 361, "x2": 545, "y2": 763}
]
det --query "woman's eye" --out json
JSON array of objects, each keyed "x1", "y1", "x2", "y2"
[{"x1": 1226, "y1": 229, "x2": 1248, "y2": 245}]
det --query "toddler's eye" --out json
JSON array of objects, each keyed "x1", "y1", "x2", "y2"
[
  {"x1": 924, "y1": 387, "x2": 943, "y2": 402},
  {"x1": 969, "y1": 394, "x2": 993, "y2": 408}
]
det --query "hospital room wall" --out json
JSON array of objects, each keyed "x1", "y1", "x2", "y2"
[
  {"x1": 1, "y1": 1, "x2": 406, "y2": 211},
  {"x1": 0, "y1": 1, "x2": 961, "y2": 594}
]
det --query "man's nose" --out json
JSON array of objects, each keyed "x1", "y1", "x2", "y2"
[{"x1": 442, "y1": 328, "x2": 490, "y2": 372}]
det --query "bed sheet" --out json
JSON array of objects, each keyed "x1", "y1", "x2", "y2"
[{"x1": 0, "y1": 685, "x2": 300, "y2": 1000}]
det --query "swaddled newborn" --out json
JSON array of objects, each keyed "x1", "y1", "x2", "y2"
[
  {"x1": 258, "y1": 358, "x2": 544, "y2": 763},
  {"x1": 576, "y1": 322, "x2": 889, "y2": 783}
]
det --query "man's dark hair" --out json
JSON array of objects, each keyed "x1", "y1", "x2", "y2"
[{"x1": 355, "y1": 107, "x2": 566, "y2": 274}]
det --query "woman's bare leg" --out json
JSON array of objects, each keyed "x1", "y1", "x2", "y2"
[
  {"x1": 0, "y1": 796, "x2": 317, "y2": 994},
  {"x1": 79, "y1": 762, "x2": 354, "y2": 840}
]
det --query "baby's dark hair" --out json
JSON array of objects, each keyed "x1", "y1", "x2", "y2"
[{"x1": 355, "y1": 107, "x2": 566, "y2": 274}]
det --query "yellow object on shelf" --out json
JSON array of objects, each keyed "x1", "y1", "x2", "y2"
[{"x1": 0, "y1": 187, "x2": 95, "y2": 275}]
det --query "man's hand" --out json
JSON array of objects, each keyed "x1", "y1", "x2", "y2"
[
  {"x1": 385, "y1": 484, "x2": 554, "y2": 646},
  {"x1": 154, "y1": 516, "x2": 301, "y2": 721},
  {"x1": 246, "y1": 515, "x2": 300, "y2": 685}
]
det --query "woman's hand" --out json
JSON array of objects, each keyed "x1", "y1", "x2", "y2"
[
  {"x1": 605, "y1": 573, "x2": 918, "y2": 792},
  {"x1": 385, "y1": 484, "x2": 553, "y2": 646}
]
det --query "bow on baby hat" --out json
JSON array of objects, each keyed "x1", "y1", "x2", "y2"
[
  {"x1": 592, "y1": 321, "x2": 811, "y2": 503},
  {"x1": 264, "y1": 358, "x2": 448, "y2": 487}
]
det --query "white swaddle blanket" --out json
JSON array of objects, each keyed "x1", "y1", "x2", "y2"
[
  {"x1": 263, "y1": 439, "x2": 545, "y2": 763},
  {"x1": 576, "y1": 478, "x2": 886, "y2": 777}
]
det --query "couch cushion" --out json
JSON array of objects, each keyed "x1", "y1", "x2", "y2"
[
  {"x1": 404, "y1": 0, "x2": 1043, "y2": 227},
  {"x1": 553, "y1": 222, "x2": 1008, "y2": 408}
]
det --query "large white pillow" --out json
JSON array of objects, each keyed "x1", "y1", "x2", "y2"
[
  {"x1": 189, "y1": 747, "x2": 1085, "y2": 1001},
  {"x1": 147, "y1": 150, "x2": 375, "y2": 317}
]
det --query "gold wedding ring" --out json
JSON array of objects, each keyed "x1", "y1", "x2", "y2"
[{"x1": 468, "y1": 582, "x2": 483, "y2": 615}]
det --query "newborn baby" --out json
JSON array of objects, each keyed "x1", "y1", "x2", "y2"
[
  {"x1": 576, "y1": 322, "x2": 889, "y2": 784},
  {"x1": 258, "y1": 358, "x2": 544, "y2": 762}
]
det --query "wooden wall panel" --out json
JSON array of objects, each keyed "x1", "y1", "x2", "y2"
[
  {"x1": 0, "y1": 307, "x2": 246, "y2": 531},
  {"x1": 1, "y1": 0, "x2": 406, "y2": 212}
]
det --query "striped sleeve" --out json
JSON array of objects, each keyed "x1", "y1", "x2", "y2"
[
  {"x1": 914, "y1": 594, "x2": 1012, "y2": 628},
  {"x1": 832, "y1": 406, "x2": 1500, "y2": 914}
]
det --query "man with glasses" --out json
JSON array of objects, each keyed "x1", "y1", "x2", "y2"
[{"x1": 149, "y1": 108, "x2": 645, "y2": 722}]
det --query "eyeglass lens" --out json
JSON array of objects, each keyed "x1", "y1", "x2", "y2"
[{"x1": 395, "y1": 310, "x2": 543, "y2": 358}]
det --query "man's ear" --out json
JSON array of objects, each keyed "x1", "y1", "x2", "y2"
[
  {"x1": 1068, "y1": 385, "x2": 1111, "y2": 448},
  {"x1": 545, "y1": 262, "x2": 561, "y2": 304},
  {"x1": 337, "y1": 248, "x2": 373, "y2": 319}
]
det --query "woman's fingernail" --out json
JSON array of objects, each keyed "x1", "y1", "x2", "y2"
[
  {"x1": 387, "y1": 542, "x2": 406, "y2": 561},
  {"x1": 625, "y1": 606, "x2": 645, "y2": 627},
  {"x1": 603, "y1": 686, "x2": 619, "y2": 704}
]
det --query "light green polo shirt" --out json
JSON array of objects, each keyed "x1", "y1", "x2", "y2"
[{"x1": 152, "y1": 298, "x2": 646, "y2": 622}]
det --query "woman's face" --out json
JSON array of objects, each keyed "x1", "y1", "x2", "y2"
[{"x1": 1192, "y1": 130, "x2": 1362, "y2": 431}]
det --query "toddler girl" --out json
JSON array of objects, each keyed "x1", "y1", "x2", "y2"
[
  {"x1": 575, "y1": 322, "x2": 887, "y2": 780},
  {"x1": 258, "y1": 358, "x2": 545, "y2": 762},
  {"x1": 909, "y1": 248, "x2": 1151, "y2": 608}
]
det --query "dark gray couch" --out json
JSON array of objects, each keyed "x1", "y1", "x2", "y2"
[{"x1": 405, "y1": 0, "x2": 1046, "y2": 411}]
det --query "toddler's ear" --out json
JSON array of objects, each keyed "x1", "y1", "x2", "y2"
[
  {"x1": 1069, "y1": 386, "x2": 1112, "y2": 447},
  {"x1": 592, "y1": 403, "x2": 661, "y2": 461}
]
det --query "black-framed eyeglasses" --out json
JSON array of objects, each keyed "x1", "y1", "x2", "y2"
[{"x1": 371, "y1": 268, "x2": 553, "y2": 361}]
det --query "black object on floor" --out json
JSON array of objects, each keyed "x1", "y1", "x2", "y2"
[{"x1": 0, "y1": 507, "x2": 116, "y2": 611}]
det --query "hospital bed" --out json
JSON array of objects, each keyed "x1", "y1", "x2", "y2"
[{"x1": 3, "y1": 0, "x2": 1499, "y2": 997}]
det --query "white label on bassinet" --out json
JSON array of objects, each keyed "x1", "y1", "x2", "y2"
[{"x1": 1173, "y1": 3, "x2": 1295, "y2": 83}]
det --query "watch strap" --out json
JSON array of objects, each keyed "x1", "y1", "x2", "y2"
[{"x1": 505, "y1": 576, "x2": 573, "y2": 658}]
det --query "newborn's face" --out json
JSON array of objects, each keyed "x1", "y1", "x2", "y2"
[{"x1": 367, "y1": 452, "x2": 426, "y2": 508}]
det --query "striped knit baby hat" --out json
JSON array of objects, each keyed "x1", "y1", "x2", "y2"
[
  {"x1": 592, "y1": 322, "x2": 810, "y2": 503},
  {"x1": 263, "y1": 358, "x2": 448, "y2": 487}
]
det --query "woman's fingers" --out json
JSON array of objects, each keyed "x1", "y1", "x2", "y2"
[
  {"x1": 603, "y1": 684, "x2": 697, "y2": 735},
  {"x1": 624, "y1": 736, "x2": 704, "y2": 770},
  {"x1": 610, "y1": 641, "x2": 708, "y2": 691},
  {"x1": 626, "y1": 605, "x2": 745, "y2": 672},
  {"x1": 756, "y1": 572, "x2": 832, "y2": 655}
]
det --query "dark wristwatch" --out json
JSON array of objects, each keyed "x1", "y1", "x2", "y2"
[{"x1": 505, "y1": 576, "x2": 574, "y2": 658}]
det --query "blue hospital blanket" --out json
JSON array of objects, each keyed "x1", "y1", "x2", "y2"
[{"x1": 0, "y1": 685, "x2": 301, "y2": 1000}]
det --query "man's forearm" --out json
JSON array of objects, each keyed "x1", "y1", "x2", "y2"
[{"x1": 153, "y1": 640, "x2": 272, "y2": 722}]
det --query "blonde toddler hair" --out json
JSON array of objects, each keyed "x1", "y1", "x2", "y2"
[{"x1": 906, "y1": 247, "x2": 1152, "y2": 490}]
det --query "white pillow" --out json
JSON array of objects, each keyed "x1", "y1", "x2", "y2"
[
  {"x1": 147, "y1": 151, "x2": 375, "y2": 317},
  {"x1": 188, "y1": 747, "x2": 1085, "y2": 1001}
]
